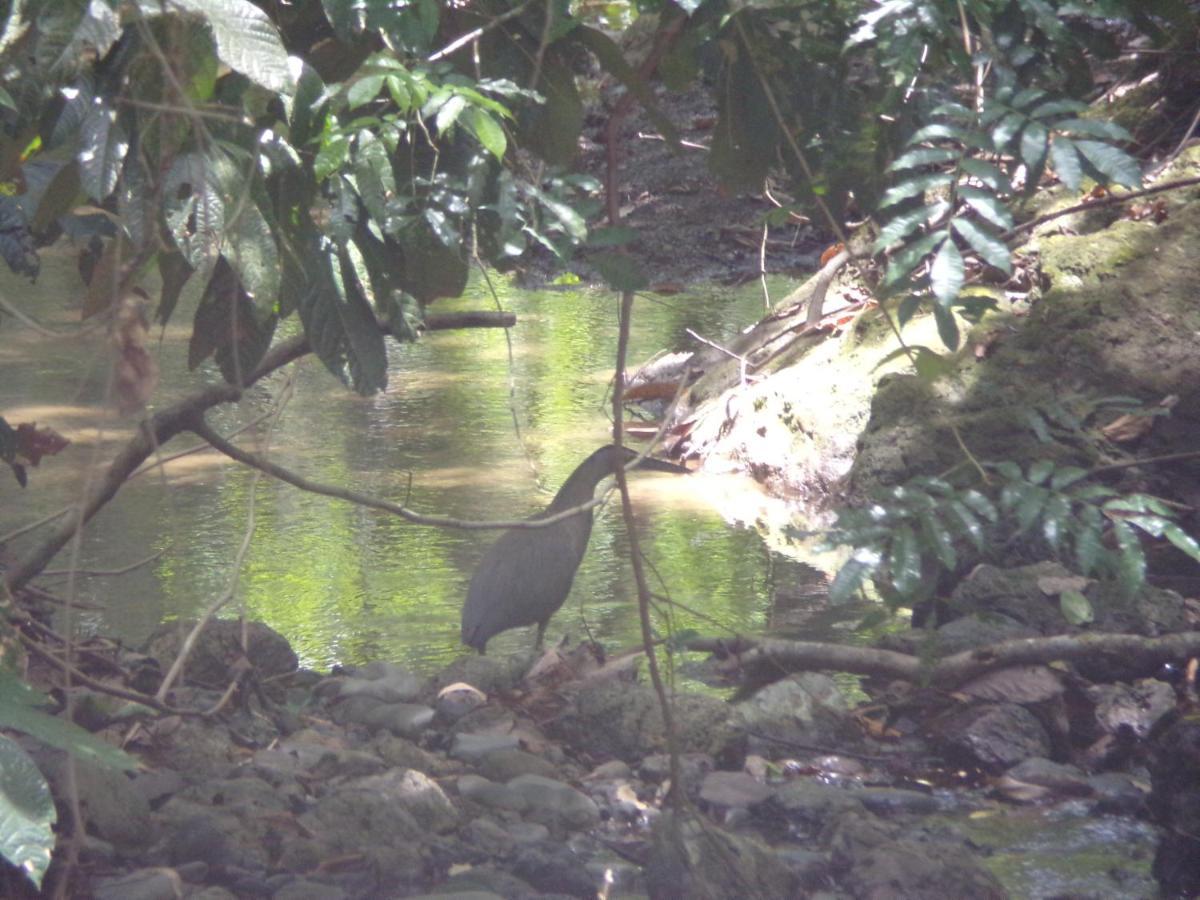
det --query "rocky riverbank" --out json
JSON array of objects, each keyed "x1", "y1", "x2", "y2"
[{"x1": 27, "y1": 559, "x2": 1194, "y2": 899}]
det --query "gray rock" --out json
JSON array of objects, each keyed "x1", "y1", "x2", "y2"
[
  {"x1": 40, "y1": 756, "x2": 152, "y2": 850},
  {"x1": 346, "y1": 768, "x2": 458, "y2": 833},
  {"x1": 434, "y1": 653, "x2": 534, "y2": 695},
  {"x1": 1087, "y1": 678, "x2": 1176, "y2": 738},
  {"x1": 513, "y1": 842, "x2": 603, "y2": 896},
  {"x1": 330, "y1": 696, "x2": 434, "y2": 737},
  {"x1": 187, "y1": 889, "x2": 238, "y2": 900},
  {"x1": 144, "y1": 619, "x2": 297, "y2": 689},
  {"x1": 933, "y1": 702, "x2": 1051, "y2": 771},
  {"x1": 506, "y1": 774, "x2": 600, "y2": 832},
  {"x1": 272, "y1": 879, "x2": 348, "y2": 900},
  {"x1": 644, "y1": 810, "x2": 798, "y2": 899},
  {"x1": 477, "y1": 748, "x2": 560, "y2": 782},
  {"x1": 764, "y1": 780, "x2": 866, "y2": 840},
  {"x1": 372, "y1": 734, "x2": 454, "y2": 774},
  {"x1": 733, "y1": 673, "x2": 853, "y2": 757},
  {"x1": 92, "y1": 868, "x2": 183, "y2": 900},
  {"x1": 850, "y1": 786, "x2": 941, "y2": 817},
  {"x1": 333, "y1": 660, "x2": 427, "y2": 702},
  {"x1": 550, "y1": 678, "x2": 743, "y2": 764},
  {"x1": 1089, "y1": 772, "x2": 1151, "y2": 815},
  {"x1": 462, "y1": 816, "x2": 518, "y2": 857},
  {"x1": 698, "y1": 770, "x2": 773, "y2": 809},
  {"x1": 457, "y1": 774, "x2": 528, "y2": 813},
  {"x1": 829, "y1": 812, "x2": 1006, "y2": 899},
  {"x1": 436, "y1": 681, "x2": 489, "y2": 722},
  {"x1": 1005, "y1": 757, "x2": 1090, "y2": 793},
  {"x1": 451, "y1": 731, "x2": 521, "y2": 763},
  {"x1": 305, "y1": 748, "x2": 388, "y2": 782}
]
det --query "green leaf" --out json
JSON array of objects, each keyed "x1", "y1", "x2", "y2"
[
  {"x1": 1073, "y1": 521, "x2": 1104, "y2": 574},
  {"x1": 347, "y1": 73, "x2": 385, "y2": 109},
  {"x1": 1027, "y1": 460, "x2": 1055, "y2": 485},
  {"x1": 167, "y1": 0, "x2": 292, "y2": 95},
  {"x1": 1041, "y1": 493, "x2": 1071, "y2": 552},
  {"x1": 884, "y1": 231, "x2": 943, "y2": 286},
  {"x1": 946, "y1": 499, "x2": 986, "y2": 551},
  {"x1": 78, "y1": 96, "x2": 128, "y2": 200},
  {"x1": 829, "y1": 548, "x2": 881, "y2": 605},
  {"x1": 909, "y1": 122, "x2": 970, "y2": 143},
  {"x1": 913, "y1": 346, "x2": 958, "y2": 381},
  {"x1": 889, "y1": 524, "x2": 923, "y2": 598},
  {"x1": 929, "y1": 236, "x2": 964, "y2": 305},
  {"x1": 1059, "y1": 588, "x2": 1093, "y2": 625},
  {"x1": 0, "y1": 735, "x2": 55, "y2": 889},
  {"x1": 464, "y1": 107, "x2": 506, "y2": 160},
  {"x1": 951, "y1": 216, "x2": 1012, "y2": 273},
  {"x1": 1163, "y1": 523, "x2": 1200, "y2": 564},
  {"x1": 1050, "y1": 137, "x2": 1084, "y2": 191},
  {"x1": 1124, "y1": 514, "x2": 1168, "y2": 538},
  {"x1": 959, "y1": 158, "x2": 1010, "y2": 192},
  {"x1": 919, "y1": 510, "x2": 957, "y2": 569},
  {"x1": 879, "y1": 172, "x2": 954, "y2": 209},
  {"x1": 1074, "y1": 139, "x2": 1142, "y2": 188},
  {"x1": 875, "y1": 203, "x2": 944, "y2": 252},
  {"x1": 1110, "y1": 519, "x2": 1146, "y2": 593},
  {"x1": 932, "y1": 304, "x2": 959, "y2": 351},
  {"x1": 1019, "y1": 122, "x2": 1049, "y2": 172},
  {"x1": 991, "y1": 112, "x2": 1026, "y2": 149},
  {"x1": 1057, "y1": 118, "x2": 1133, "y2": 142},
  {"x1": 959, "y1": 186, "x2": 1015, "y2": 230},
  {"x1": 0, "y1": 674, "x2": 136, "y2": 773},
  {"x1": 961, "y1": 489, "x2": 999, "y2": 522},
  {"x1": 1050, "y1": 466, "x2": 1089, "y2": 490},
  {"x1": 1015, "y1": 485, "x2": 1050, "y2": 533},
  {"x1": 889, "y1": 147, "x2": 959, "y2": 172},
  {"x1": 586, "y1": 227, "x2": 639, "y2": 248}
]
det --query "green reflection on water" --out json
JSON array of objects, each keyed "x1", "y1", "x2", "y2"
[{"x1": 1, "y1": 262, "x2": 845, "y2": 673}]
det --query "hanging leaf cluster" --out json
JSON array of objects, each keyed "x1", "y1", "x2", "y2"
[
  {"x1": 0, "y1": 0, "x2": 604, "y2": 395},
  {"x1": 826, "y1": 462, "x2": 1200, "y2": 611}
]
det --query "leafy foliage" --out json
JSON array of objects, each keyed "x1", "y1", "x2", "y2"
[
  {"x1": 0, "y1": 735, "x2": 55, "y2": 890},
  {"x1": 0, "y1": 0, "x2": 608, "y2": 394},
  {"x1": 826, "y1": 461, "x2": 1200, "y2": 612}
]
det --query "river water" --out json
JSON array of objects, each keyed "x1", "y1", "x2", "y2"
[{"x1": 0, "y1": 250, "x2": 849, "y2": 672}]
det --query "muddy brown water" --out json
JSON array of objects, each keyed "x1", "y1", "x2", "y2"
[{"x1": 0, "y1": 253, "x2": 849, "y2": 673}]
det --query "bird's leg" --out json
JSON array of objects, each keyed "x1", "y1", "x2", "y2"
[{"x1": 534, "y1": 620, "x2": 547, "y2": 651}]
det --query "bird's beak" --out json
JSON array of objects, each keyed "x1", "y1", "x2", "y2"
[{"x1": 630, "y1": 455, "x2": 690, "y2": 475}]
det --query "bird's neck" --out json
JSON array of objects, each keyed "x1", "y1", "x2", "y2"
[{"x1": 544, "y1": 453, "x2": 613, "y2": 516}]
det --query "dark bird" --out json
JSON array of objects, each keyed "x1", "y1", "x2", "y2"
[{"x1": 461, "y1": 445, "x2": 689, "y2": 654}]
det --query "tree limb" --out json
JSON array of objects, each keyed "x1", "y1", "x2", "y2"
[{"x1": 687, "y1": 631, "x2": 1200, "y2": 689}]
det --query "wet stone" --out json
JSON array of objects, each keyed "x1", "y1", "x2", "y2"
[
  {"x1": 451, "y1": 731, "x2": 521, "y2": 763},
  {"x1": 506, "y1": 774, "x2": 601, "y2": 832},
  {"x1": 437, "y1": 681, "x2": 489, "y2": 722},
  {"x1": 1089, "y1": 771, "x2": 1150, "y2": 815},
  {"x1": 477, "y1": 748, "x2": 561, "y2": 783},
  {"x1": 698, "y1": 770, "x2": 774, "y2": 809},
  {"x1": 92, "y1": 868, "x2": 184, "y2": 900},
  {"x1": 934, "y1": 702, "x2": 1052, "y2": 771},
  {"x1": 1087, "y1": 679, "x2": 1176, "y2": 738},
  {"x1": 458, "y1": 774, "x2": 528, "y2": 813},
  {"x1": 849, "y1": 786, "x2": 941, "y2": 817},
  {"x1": 1005, "y1": 757, "x2": 1090, "y2": 793}
]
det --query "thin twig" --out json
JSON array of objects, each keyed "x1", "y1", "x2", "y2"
[
  {"x1": 41, "y1": 549, "x2": 165, "y2": 579},
  {"x1": 1002, "y1": 175, "x2": 1200, "y2": 241}
]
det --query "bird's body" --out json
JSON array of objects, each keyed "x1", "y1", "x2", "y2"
[{"x1": 461, "y1": 445, "x2": 688, "y2": 654}]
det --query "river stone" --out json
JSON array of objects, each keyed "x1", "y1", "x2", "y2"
[
  {"x1": 506, "y1": 774, "x2": 600, "y2": 832},
  {"x1": 462, "y1": 816, "x2": 518, "y2": 857},
  {"x1": 39, "y1": 755, "x2": 152, "y2": 850},
  {"x1": 761, "y1": 780, "x2": 866, "y2": 840},
  {"x1": 142, "y1": 716, "x2": 238, "y2": 780},
  {"x1": 348, "y1": 768, "x2": 458, "y2": 833},
  {"x1": 372, "y1": 734, "x2": 454, "y2": 774},
  {"x1": 361, "y1": 701, "x2": 436, "y2": 737},
  {"x1": 849, "y1": 786, "x2": 941, "y2": 817},
  {"x1": 458, "y1": 774, "x2": 528, "y2": 813},
  {"x1": 435, "y1": 652, "x2": 535, "y2": 696},
  {"x1": 933, "y1": 702, "x2": 1051, "y2": 772},
  {"x1": 437, "y1": 681, "x2": 489, "y2": 722},
  {"x1": 333, "y1": 660, "x2": 427, "y2": 702},
  {"x1": 512, "y1": 842, "x2": 603, "y2": 896},
  {"x1": 143, "y1": 618, "x2": 297, "y2": 689},
  {"x1": 699, "y1": 770, "x2": 773, "y2": 809},
  {"x1": 92, "y1": 867, "x2": 184, "y2": 900},
  {"x1": 1005, "y1": 758, "x2": 1090, "y2": 793},
  {"x1": 644, "y1": 810, "x2": 798, "y2": 899},
  {"x1": 1087, "y1": 678, "x2": 1175, "y2": 738},
  {"x1": 828, "y1": 812, "x2": 1006, "y2": 899},
  {"x1": 477, "y1": 748, "x2": 560, "y2": 782},
  {"x1": 451, "y1": 731, "x2": 522, "y2": 763},
  {"x1": 549, "y1": 678, "x2": 743, "y2": 764},
  {"x1": 1089, "y1": 772, "x2": 1150, "y2": 815},
  {"x1": 733, "y1": 672, "x2": 852, "y2": 757},
  {"x1": 271, "y1": 879, "x2": 348, "y2": 900}
]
